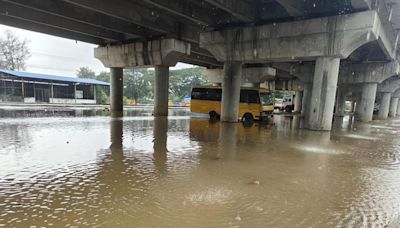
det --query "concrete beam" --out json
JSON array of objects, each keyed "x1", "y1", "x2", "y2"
[
  {"x1": 275, "y1": 0, "x2": 305, "y2": 17},
  {"x1": 63, "y1": 0, "x2": 174, "y2": 34},
  {"x1": 272, "y1": 63, "x2": 314, "y2": 83},
  {"x1": 200, "y1": 11, "x2": 396, "y2": 62},
  {"x1": 185, "y1": 43, "x2": 223, "y2": 67},
  {"x1": 275, "y1": 79, "x2": 301, "y2": 91},
  {"x1": 143, "y1": 0, "x2": 214, "y2": 26},
  {"x1": 95, "y1": 38, "x2": 191, "y2": 68},
  {"x1": 392, "y1": 88, "x2": 400, "y2": 98},
  {"x1": 378, "y1": 77, "x2": 400, "y2": 93},
  {"x1": 203, "y1": 67, "x2": 276, "y2": 84},
  {"x1": 204, "y1": 0, "x2": 254, "y2": 22},
  {"x1": 351, "y1": 0, "x2": 373, "y2": 10},
  {"x1": 0, "y1": 1, "x2": 124, "y2": 42},
  {"x1": 5, "y1": 0, "x2": 151, "y2": 38},
  {"x1": 0, "y1": 15, "x2": 104, "y2": 44},
  {"x1": 59, "y1": 0, "x2": 201, "y2": 43},
  {"x1": 339, "y1": 61, "x2": 400, "y2": 85},
  {"x1": 182, "y1": 54, "x2": 223, "y2": 68}
]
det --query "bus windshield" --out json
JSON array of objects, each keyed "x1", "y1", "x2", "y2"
[{"x1": 260, "y1": 93, "x2": 274, "y2": 106}]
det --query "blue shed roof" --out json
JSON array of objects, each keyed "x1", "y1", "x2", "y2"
[{"x1": 0, "y1": 69, "x2": 110, "y2": 86}]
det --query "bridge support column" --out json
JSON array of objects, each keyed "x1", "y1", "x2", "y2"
[
  {"x1": 110, "y1": 67, "x2": 124, "y2": 112},
  {"x1": 301, "y1": 83, "x2": 312, "y2": 117},
  {"x1": 389, "y1": 97, "x2": 399, "y2": 118},
  {"x1": 397, "y1": 101, "x2": 400, "y2": 116},
  {"x1": 378, "y1": 92, "x2": 391, "y2": 119},
  {"x1": 294, "y1": 91, "x2": 302, "y2": 113},
  {"x1": 357, "y1": 83, "x2": 377, "y2": 122},
  {"x1": 221, "y1": 61, "x2": 242, "y2": 122},
  {"x1": 308, "y1": 57, "x2": 340, "y2": 131},
  {"x1": 350, "y1": 100, "x2": 355, "y2": 113},
  {"x1": 335, "y1": 87, "x2": 346, "y2": 117},
  {"x1": 95, "y1": 38, "x2": 191, "y2": 117},
  {"x1": 154, "y1": 66, "x2": 169, "y2": 117}
]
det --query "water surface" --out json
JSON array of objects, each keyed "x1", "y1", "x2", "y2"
[{"x1": 0, "y1": 107, "x2": 400, "y2": 227}]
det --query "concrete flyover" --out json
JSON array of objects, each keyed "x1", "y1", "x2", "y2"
[
  {"x1": 338, "y1": 61, "x2": 400, "y2": 122},
  {"x1": 377, "y1": 76, "x2": 400, "y2": 119},
  {"x1": 0, "y1": 0, "x2": 399, "y2": 130}
]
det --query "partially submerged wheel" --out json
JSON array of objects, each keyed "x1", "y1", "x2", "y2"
[
  {"x1": 241, "y1": 112, "x2": 254, "y2": 123},
  {"x1": 285, "y1": 105, "x2": 293, "y2": 113},
  {"x1": 209, "y1": 111, "x2": 219, "y2": 120}
]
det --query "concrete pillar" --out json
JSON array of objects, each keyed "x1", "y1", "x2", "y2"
[
  {"x1": 350, "y1": 100, "x2": 356, "y2": 113},
  {"x1": 357, "y1": 83, "x2": 377, "y2": 122},
  {"x1": 21, "y1": 79, "x2": 25, "y2": 101},
  {"x1": 335, "y1": 87, "x2": 346, "y2": 117},
  {"x1": 110, "y1": 116, "x2": 123, "y2": 150},
  {"x1": 153, "y1": 117, "x2": 168, "y2": 173},
  {"x1": 389, "y1": 97, "x2": 399, "y2": 117},
  {"x1": 301, "y1": 83, "x2": 312, "y2": 117},
  {"x1": 397, "y1": 101, "x2": 400, "y2": 116},
  {"x1": 294, "y1": 91, "x2": 302, "y2": 113},
  {"x1": 93, "y1": 85, "x2": 97, "y2": 103},
  {"x1": 378, "y1": 92, "x2": 391, "y2": 119},
  {"x1": 74, "y1": 84, "x2": 77, "y2": 104},
  {"x1": 221, "y1": 61, "x2": 242, "y2": 122},
  {"x1": 50, "y1": 84, "x2": 54, "y2": 99},
  {"x1": 308, "y1": 57, "x2": 340, "y2": 131},
  {"x1": 110, "y1": 67, "x2": 124, "y2": 112},
  {"x1": 154, "y1": 65, "x2": 169, "y2": 117}
]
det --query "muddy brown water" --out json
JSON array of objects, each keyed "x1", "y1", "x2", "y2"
[{"x1": 0, "y1": 107, "x2": 400, "y2": 227}]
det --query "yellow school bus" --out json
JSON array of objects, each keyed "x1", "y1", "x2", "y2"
[{"x1": 190, "y1": 86, "x2": 274, "y2": 121}]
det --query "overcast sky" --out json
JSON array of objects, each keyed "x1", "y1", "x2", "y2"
[{"x1": 0, "y1": 24, "x2": 193, "y2": 77}]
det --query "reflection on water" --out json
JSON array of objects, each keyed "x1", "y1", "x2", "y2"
[
  {"x1": 0, "y1": 106, "x2": 190, "y2": 118},
  {"x1": 1, "y1": 108, "x2": 400, "y2": 227}
]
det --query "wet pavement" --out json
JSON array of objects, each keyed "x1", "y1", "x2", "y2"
[{"x1": 0, "y1": 107, "x2": 400, "y2": 227}]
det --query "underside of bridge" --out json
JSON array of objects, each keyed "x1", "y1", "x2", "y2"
[{"x1": 1, "y1": 0, "x2": 400, "y2": 130}]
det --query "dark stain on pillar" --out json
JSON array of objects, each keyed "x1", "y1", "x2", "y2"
[
  {"x1": 318, "y1": 70, "x2": 329, "y2": 126},
  {"x1": 143, "y1": 41, "x2": 150, "y2": 66}
]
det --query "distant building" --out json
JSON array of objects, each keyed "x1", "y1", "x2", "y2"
[{"x1": 0, "y1": 69, "x2": 109, "y2": 104}]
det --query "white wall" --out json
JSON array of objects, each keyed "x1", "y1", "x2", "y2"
[
  {"x1": 24, "y1": 97, "x2": 36, "y2": 103},
  {"x1": 50, "y1": 98, "x2": 96, "y2": 104}
]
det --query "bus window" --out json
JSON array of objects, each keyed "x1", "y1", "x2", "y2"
[
  {"x1": 191, "y1": 88, "x2": 222, "y2": 101},
  {"x1": 240, "y1": 90, "x2": 260, "y2": 104},
  {"x1": 260, "y1": 93, "x2": 274, "y2": 106}
]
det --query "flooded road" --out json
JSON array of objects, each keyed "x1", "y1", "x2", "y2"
[{"x1": 1, "y1": 107, "x2": 400, "y2": 227}]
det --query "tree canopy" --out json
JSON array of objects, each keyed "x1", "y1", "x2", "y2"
[
  {"x1": 0, "y1": 30, "x2": 30, "y2": 71},
  {"x1": 77, "y1": 66, "x2": 209, "y2": 104},
  {"x1": 76, "y1": 66, "x2": 96, "y2": 79}
]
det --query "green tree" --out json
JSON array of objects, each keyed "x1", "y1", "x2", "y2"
[
  {"x1": 76, "y1": 67, "x2": 209, "y2": 105},
  {"x1": 0, "y1": 30, "x2": 30, "y2": 71},
  {"x1": 95, "y1": 71, "x2": 110, "y2": 104},
  {"x1": 97, "y1": 71, "x2": 110, "y2": 82},
  {"x1": 76, "y1": 66, "x2": 96, "y2": 79},
  {"x1": 169, "y1": 67, "x2": 208, "y2": 102},
  {"x1": 123, "y1": 68, "x2": 153, "y2": 103}
]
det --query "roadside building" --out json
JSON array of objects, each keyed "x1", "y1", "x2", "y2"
[{"x1": 0, "y1": 69, "x2": 109, "y2": 104}]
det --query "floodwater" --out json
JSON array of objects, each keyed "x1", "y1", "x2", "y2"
[{"x1": 1, "y1": 107, "x2": 400, "y2": 227}]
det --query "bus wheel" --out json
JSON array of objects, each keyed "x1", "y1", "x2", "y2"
[
  {"x1": 242, "y1": 113, "x2": 254, "y2": 123},
  {"x1": 209, "y1": 111, "x2": 219, "y2": 120},
  {"x1": 285, "y1": 106, "x2": 293, "y2": 113}
]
